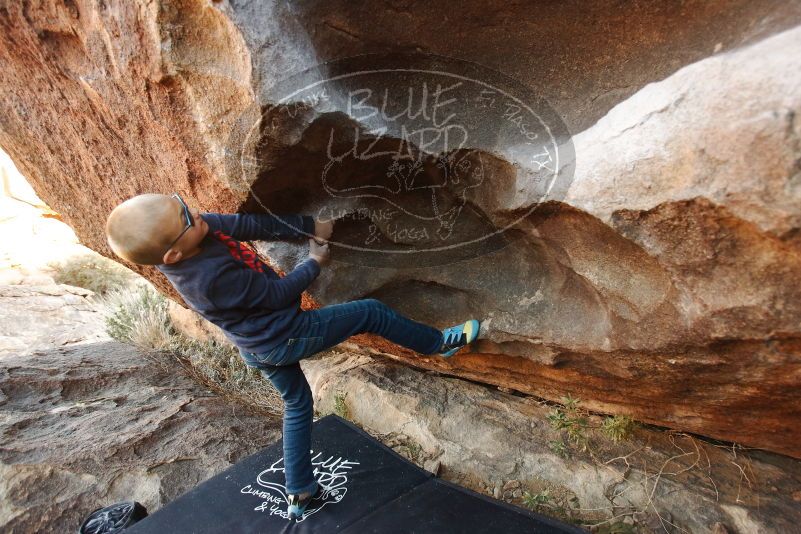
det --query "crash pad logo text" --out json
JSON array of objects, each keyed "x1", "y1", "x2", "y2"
[{"x1": 240, "y1": 450, "x2": 360, "y2": 522}]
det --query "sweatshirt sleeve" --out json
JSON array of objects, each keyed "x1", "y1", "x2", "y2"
[
  {"x1": 208, "y1": 257, "x2": 321, "y2": 311},
  {"x1": 201, "y1": 212, "x2": 315, "y2": 241}
]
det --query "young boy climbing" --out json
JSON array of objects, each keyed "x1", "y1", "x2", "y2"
[{"x1": 104, "y1": 192, "x2": 481, "y2": 520}]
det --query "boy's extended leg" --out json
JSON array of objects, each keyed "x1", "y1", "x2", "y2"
[{"x1": 282, "y1": 298, "x2": 444, "y2": 365}]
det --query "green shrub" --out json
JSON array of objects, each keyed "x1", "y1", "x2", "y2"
[
  {"x1": 601, "y1": 415, "x2": 637, "y2": 442},
  {"x1": 548, "y1": 439, "x2": 569, "y2": 458},
  {"x1": 522, "y1": 489, "x2": 550, "y2": 511},
  {"x1": 547, "y1": 394, "x2": 589, "y2": 451},
  {"x1": 48, "y1": 253, "x2": 135, "y2": 295}
]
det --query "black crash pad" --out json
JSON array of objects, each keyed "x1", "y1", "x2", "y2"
[{"x1": 127, "y1": 414, "x2": 586, "y2": 533}]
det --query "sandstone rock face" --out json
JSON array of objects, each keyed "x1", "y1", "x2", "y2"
[
  {"x1": 302, "y1": 351, "x2": 801, "y2": 533},
  {"x1": 0, "y1": 292, "x2": 280, "y2": 533},
  {"x1": 1, "y1": 1, "x2": 801, "y2": 457},
  {"x1": 0, "y1": 284, "x2": 106, "y2": 355}
]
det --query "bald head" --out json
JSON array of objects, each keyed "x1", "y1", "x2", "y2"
[{"x1": 106, "y1": 193, "x2": 185, "y2": 265}]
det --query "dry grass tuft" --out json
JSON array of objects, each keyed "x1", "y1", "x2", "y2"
[
  {"x1": 48, "y1": 253, "x2": 136, "y2": 295},
  {"x1": 98, "y1": 282, "x2": 284, "y2": 415}
]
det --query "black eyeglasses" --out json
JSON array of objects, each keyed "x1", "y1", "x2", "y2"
[{"x1": 165, "y1": 193, "x2": 194, "y2": 252}]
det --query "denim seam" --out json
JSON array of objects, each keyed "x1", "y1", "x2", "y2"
[
  {"x1": 309, "y1": 308, "x2": 371, "y2": 326},
  {"x1": 249, "y1": 346, "x2": 279, "y2": 366},
  {"x1": 309, "y1": 301, "x2": 387, "y2": 324},
  {"x1": 276, "y1": 335, "x2": 324, "y2": 365}
]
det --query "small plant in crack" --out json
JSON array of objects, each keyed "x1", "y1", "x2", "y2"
[
  {"x1": 601, "y1": 415, "x2": 637, "y2": 443},
  {"x1": 522, "y1": 489, "x2": 551, "y2": 512},
  {"x1": 333, "y1": 391, "x2": 349, "y2": 419},
  {"x1": 548, "y1": 439, "x2": 570, "y2": 459},
  {"x1": 547, "y1": 394, "x2": 589, "y2": 451},
  {"x1": 547, "y1": 395, "x2": 639, "y2": 456},
  {"x1": 406, "y1": 441, "x2": 422, "y2": 462},
  {"x1": 521, "y1": 485, "x2": 584, "y2": 524}
]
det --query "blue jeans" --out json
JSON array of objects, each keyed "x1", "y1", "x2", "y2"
[{"x1": 238, "y1": 298, "x2": 444, "y2": 495}]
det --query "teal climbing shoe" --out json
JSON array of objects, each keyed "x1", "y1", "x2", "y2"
[
  {"x1": 287, "y1": 482, "x2": 321, "y2": 520},
  {"x1": 438, "y1": 319, "x2": 481, "y2": 358}
]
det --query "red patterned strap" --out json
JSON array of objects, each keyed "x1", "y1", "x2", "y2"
[{"x1": 212, "y1": 229, "x2": 267, "y2": 273}]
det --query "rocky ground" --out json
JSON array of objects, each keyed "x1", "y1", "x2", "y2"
[
  {"x1": 301, "y1": 348, "x2": 801, "y2": 533},
  {"x1": 0, "y1": 328, "x2": 282, "y2": 532},
  {"x1": 0, "y1": 165, "x2": 281, "y2": 532}
]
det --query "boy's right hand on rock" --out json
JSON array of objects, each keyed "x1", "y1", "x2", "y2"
[{"x1": 309, "y1": 238, "x2": 330, "y2": 266}]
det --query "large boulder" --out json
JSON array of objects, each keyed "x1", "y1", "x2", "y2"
[{"x1": 1, "y1": 1, "x2": 800, "y2": 457}]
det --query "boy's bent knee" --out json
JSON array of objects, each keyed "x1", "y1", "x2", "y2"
[{"x1": 363, "y1": 298, "x2": 394, "y2": 314}]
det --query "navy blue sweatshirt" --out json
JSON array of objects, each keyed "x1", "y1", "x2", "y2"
[{"x1": 156, "y1": 212, "x2": 320, "y2": 354}]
